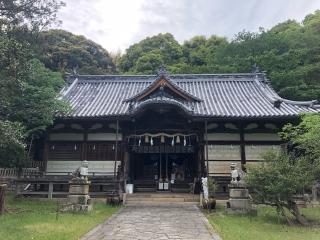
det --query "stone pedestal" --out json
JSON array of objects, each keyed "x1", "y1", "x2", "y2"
[
  {"x1": 226, "y1": 184, "x2": 256, "y2": 215},
  {"x1": 64, "y1": 178, "x2": 92, "y2": 212}
]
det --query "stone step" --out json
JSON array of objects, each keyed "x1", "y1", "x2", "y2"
[
  {"x1": 125, "y1": 201, "x2": 199, "y2": 206},
  {"x1": 127, "y1": 195, "x2": 200, "y2": 200},
  {"x1": 125, "y1": 193, "x2": 200, "y2": 204},
  {"x1": 126, "y1": 198, "x2": 197, "y2": 202},
  {"x1": 171, "y1": 188, "x2": 190, "y2": 193},
  {"x1": 127, "y1": 193, "x2": 198, "y2": 198},
  {"x1": 134, "y1": 187, "x2": 157, "y2": 192}
]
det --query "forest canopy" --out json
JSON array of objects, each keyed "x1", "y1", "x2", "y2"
[
  {"x1": 31, "y1": 10, "x2": 320, "y2": 102},
  {"x1": 116, "y1": 10, "x2": 320, "y2": 101},
  {"x1": 35, "y1": 29, "x2": 116, "y2": 74}
]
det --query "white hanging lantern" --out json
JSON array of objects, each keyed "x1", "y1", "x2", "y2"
[
  {"x1": 145, "y1": 135, "x2": 149, "y2": 143},
  {"x1": 93, "y1": 144, "x2": 96, "y2": 150},
  {"x1": 171, "y1": 137, "x2": 175, "y2": 146},
  {"x1": 74, "y1": 144, "x2": 77, "y2": 150},
  {"x1": 161, "y1": 135, "x2": 165, "y2": 143},
  {"x1": 176, "y1": 135, "x2": 180, "y2": 143},
  {"x1": 183, "y1": 137, "x2": 186, "y2": 146},
  {"x1": 150, "y1": 137, "x2": 154, "y2": 146},
  {"x1": 138, "y1": 138, "x2": 141, "y2": 146}
]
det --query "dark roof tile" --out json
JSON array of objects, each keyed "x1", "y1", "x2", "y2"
[{"x1": 60, "y1": 73, "x2": 319, "y2": 118}]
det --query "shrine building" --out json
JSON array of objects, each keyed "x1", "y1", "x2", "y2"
[{"x1": 42, "y1": 69, "x2": 319, "y2": 194}]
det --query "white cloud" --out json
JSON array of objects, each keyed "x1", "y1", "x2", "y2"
[
  {"x1": 57, "y1": 0, "x2": 320, "y2": 53},
  {"x1": 57, "y1": 0, "x2": 145, "y2": 52}
]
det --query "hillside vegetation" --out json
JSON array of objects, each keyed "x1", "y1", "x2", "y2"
[
  {"x1": 32, "y1": 11, "x2": 320, "y2": 101},
  {"x1": 117, "y1": 10, "x2": 320, "y2": 101}
]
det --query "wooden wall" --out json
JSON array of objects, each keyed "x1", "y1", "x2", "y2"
[
  {"x1": 206, "y1": 144, "x2": 241, "y2": 176},
  {"x1": 45, "y1": 120, "x2": 286, "y2": 177},
  {"x1": 205, "y1": 122, "x2": 284, "y2": 177},
  {"x1": 45, "y1": 122, "x2": 122, "y2": 175}
]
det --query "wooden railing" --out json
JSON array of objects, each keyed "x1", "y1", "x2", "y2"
[
  {"x1": 0, "y1": 167, "x2": 42, "y2": 178},
  {"x1": 30, "y1": 161, "x2": 44, "y2": 170},
  {"x1": 15, "y1": 177, "x2": 122, "y2": 199}
]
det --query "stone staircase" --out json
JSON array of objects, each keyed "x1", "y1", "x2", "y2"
[
  {"x1": 124, "y1": 193, "x2": 200, "y2": 205},
  {"x1": 133, "y1": 180, "x2": 157, "y2": 192},
  {"x1": 171, "y1": 182, "x2": 192, "y2": 193},
  {"x1": 133, "y1": 180, "x2": 193, "y2": 193}
]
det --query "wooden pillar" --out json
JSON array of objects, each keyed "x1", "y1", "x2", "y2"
[
  {"x1": 240, "y1": 127, "x2": 246, "y2": 168},
  {"x1": 43, "y1": 139, "x2": 49, "y2": 174},
  {"x1": 113, "y1": 120, "x2": 119, "y2": 180},
  {"x1": 205, "y1": 120, "x2": 209, "y2": 177},
  {"x1": 198, "y1": 147, "x2": 202, "y2": 177},
  {"x1": 82, "y1": 131, "x2": 88, "y2": 161},
  {"x1": 0, "y1": 184, "x2": 6, "y2": 215},
  {"x1": 123, "y1": 148, "x2": 129, "y2": 190},
  {"x1": 48, "y1": 182, "x2": 53, "y2": 199}
]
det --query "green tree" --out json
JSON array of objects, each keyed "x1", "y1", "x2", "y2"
[
  {"x1": 0, "y1": 0, "x2": 67, "y2": 167},
  {"x1": 119, "y1": 33, "x2": 183, "y2": 73},
  {"x1": 0, "y1": 121, "x2": 26, "y2": 168},
  {"x1": 246, "y1": 151, "x2": 320, "y2": 225},
  {"x1": 36, "y1": 29, "x2": 115, "y2": 74},
  {"x1": 281, "y1": 113, "x2": 320, "y2": 164},
  {"x1": 247, "y1": 113, "x2": 320, "y2": 226},
  {"x1": 9, "y1": 59, "x2": 68, "y2": 136},
  {"x1": 134, "y1": 52, "x2": 163, "y2": 74},
  {"x1": 0, "y1": 0, "x2": 65, "y2": 30}
]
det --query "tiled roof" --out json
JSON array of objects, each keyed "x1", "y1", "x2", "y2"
[{"x1": 60, "y1": 73, "x2": 319, "y2": 119}]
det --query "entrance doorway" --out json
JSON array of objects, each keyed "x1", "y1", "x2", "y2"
[{"x1": 131, "y1": 152, "x2": 196, "y2": 192}]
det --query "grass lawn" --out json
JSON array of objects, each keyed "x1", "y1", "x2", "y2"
[
  {"x1": 0, "y1": 193, "x2": 120, "y2": 240},
  {"x1": 207, "y1": 205, "x2": 320, "y2": 240}
]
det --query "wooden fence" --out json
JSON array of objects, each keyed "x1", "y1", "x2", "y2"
[
  {"x1": 0, "y1": 167, "x2": 42, "y2": 178},
  {"x1": 30, "y1": 161, "x2": 44, "y2": 169}
]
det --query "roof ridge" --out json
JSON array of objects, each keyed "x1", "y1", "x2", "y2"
[
  {"x1": 68, "y1": 74, "x2": 265, "y2": 84},
  {"x1": 70, "y1": 73, "x2": 260, "y2": 78}
]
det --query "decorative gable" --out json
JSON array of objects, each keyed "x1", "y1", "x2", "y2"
[{"x1": 124, "y1": 68, "x2": 202, "y2": 103}]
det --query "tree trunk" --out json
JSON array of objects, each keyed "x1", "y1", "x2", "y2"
[
  {"x1": 0, "y1": 184, "x2": 6, "y2": 215},
  {"x1": 277, "y1": 204, "x2": 294, "y2": 226},
  {"x1": 288, "y1": 201, "x2": 309, "y2": 226}
]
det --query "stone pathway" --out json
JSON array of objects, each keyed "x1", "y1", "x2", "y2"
[{"x1": 81, "y1": 203, "x2": 221, "y2": 240}]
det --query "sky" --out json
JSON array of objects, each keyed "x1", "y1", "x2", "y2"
[{"x1": 57, "y1": 0, "x2": 320, "y2": 53}]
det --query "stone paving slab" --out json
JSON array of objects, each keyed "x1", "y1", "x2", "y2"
[{"x1": 81, "y1": 203, "x2": 221, "y2": 240}]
